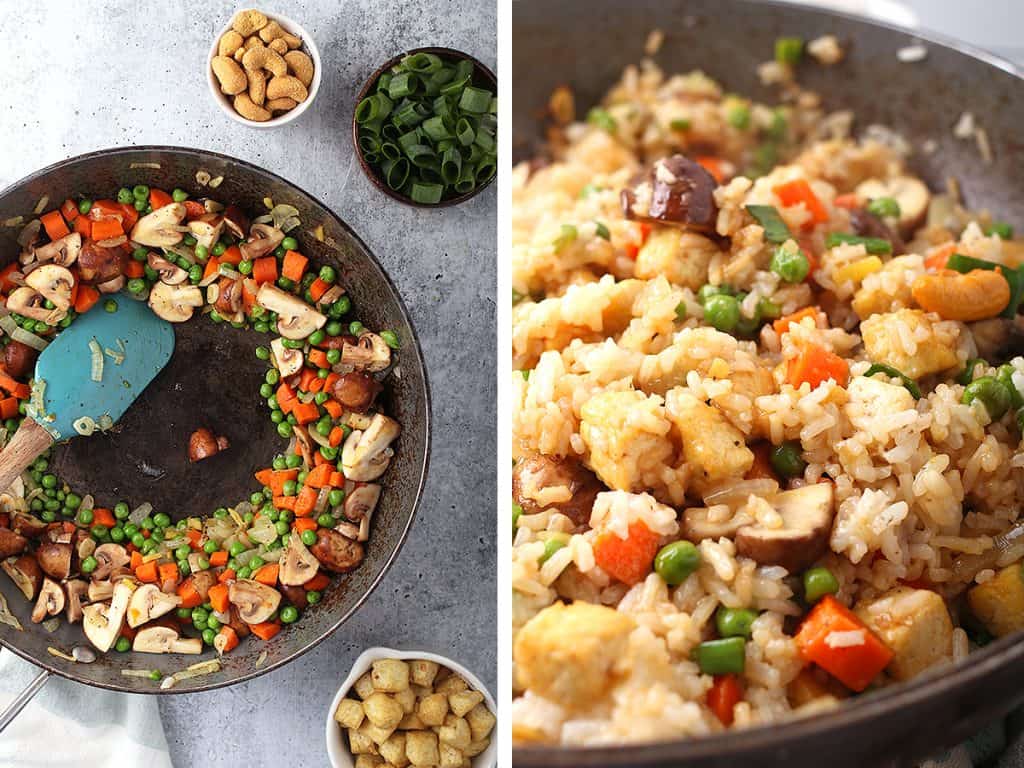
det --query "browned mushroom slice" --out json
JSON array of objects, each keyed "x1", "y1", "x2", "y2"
[
  {"x1": 512, "y1": 454, "x2": 603, "y2": 530},
  {"x1": 279, "y1": 584, "x2": 309, "y2": 610},
  {"x1": 221, "y1": 205, "x2": 250, "y2": 239},
  {"x1": 0, "y1": 527, "x2": 28, "y2": 559},
  {"x1": 278, "y1": 532, "x2": 320, "y2": 586},
  {"x1": 734, "y1": 483, "x2": 835, "y2": 572},
  {"x1": 2, "y1": 554, "x2": 42, "y2": 600},
  {"x1": 36, "y1": 541, "x2": 73, "y2": 580},
  {"x1": 228, "y1": 579, "x2": 281, "y2": 624},
  {"x1": 91, "y1": 543, "x2": 130, "y2": 580},
  {"x1": 849, "y1": 208, "x2": 906, "y2": 255},
  {"x1": 3, "y1": 340, "x2": 38, "y2": 379},
  {"x1": 188, "y1": 427, "x2": 230, "y2": 462},
  {"x1": 621, "y1": 155, "x2": 718, "y2": 231},
  {"x1": 332, "y1": 371, "x2": 382, "y2": 413},
  {"x1": 10, "y1": 512, "x2": 47, "y2": 539},
  {"x1": 64, "y1": 579, "x2": 89, "y2": 623},
  {"x1": 680, "y1": 506, "x2": 748, "y2": 542},
  {"x1": 77, "y1": 240, "x2": 129, "y2": 284},
  {"x1": 310, "y1": 528, "x2": 365, "y2": 573},
  {"x1": 31, "y1": 578, "x2": 65, "y2": 623}
]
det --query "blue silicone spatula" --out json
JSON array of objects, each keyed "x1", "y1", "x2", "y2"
[{"x1": 0, "y1": 298, "x2": 174, "y2": 492}]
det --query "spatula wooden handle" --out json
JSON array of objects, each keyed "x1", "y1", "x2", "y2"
[{"x1": 0, "y1": 418, "x2": 54, "y2": 493}]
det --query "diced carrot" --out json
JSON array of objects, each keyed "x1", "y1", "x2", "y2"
[
  {"x1": 294, "y1": 485, "x2": 318, "y2": 517},
  {"x1": 216, "y1": 625, "x2": 240, "y2": 653},
  {"x1": 252, "y1": 563, "x2": 280, "y2": 585},
  {"x1": 297, "y1": 367, "x2": 319, "y2": 392},
  {"x1": 707, "y1": 674, "x2": 743, "y2": 726},
  {"x1": 91, "y1": 508, "x2": 116, "y2": 528},
  {"x1": 265, "y1": 469, "x2": 298, "y2": 497},
  {"x1": 276, "y1": 381, "x2": 296, "y2": 405},
  {"x1": 130, "y1": 550, "x2": 144, "y2": 570},
  {"x1": 308, "y1": 349, "x2": 329, "y2": 369},
  {"x1": 61, "y1": 199, "x2": 80, "y2": 222},
  {"x1": 183, "y1": 200, "x2": 206, "y2": 220},
  {"x1": 125, "y1": 260, "x2": 145, "y2": 279},
  {"x1": 794, "y1": 595, "x2": 893, "y2": 692},
  {"x1": 209, "y1": 550, "x2": 228, "y2": 567},
  {"x1": 303, "y1": 573, "x2": 331, "y2": 591},
  {"x1": 135, "y1": 561, "x2": 158, "y2": 584},
  {"x1": 0, "y1": 372, "x2": 30, "y2": 400},
  {"x1": 291, "y1": 401, "x2": 320, "y2": 425},
  {"x1": 0, "y1": 263, "x2": 20, "y2": 292},
  {"x1": 786, "y1": 342, "x2": 849, "y2": 389},
  {"x1": 274, "y1": 495, "x2": 296, "y2": 512},
  {"x1": 149, "y1": 189, "x2": 173, "y2": 210},
  {"x1": 281, "y1": 250, "x2": 308, "y2": 282},
  {"x1": 90, "y1": 217, "x2": 124, "y2": 241},
  {"x1": 220, "y1": 245, "x2": 243, "y2": 266},
  {"x1": 202, "y1": 255, "x2": 221, "y2": 282},
  {"x1": 207, "y1": 583, "x2": 230, "y2": 613},
  {"x1": 323, "y1": 400, "x2": 342, "y2": 419},
  {"x1": 305, "y1": 464, "x2": 332, "y2": 489},
  {"x1": 73, "y1": 284, "x2": 101, "y2": 315},
  {"x1": 623, "y1": 243, "x2": 639, "y2": 260},
  {"x1": 40, "y1": 210, "x2": 70, "y2": 241},
  {"x1": 313, "y1": 451, "x2": 328, "y2": 467},
  {"x1": 0, "y1": 398, "x2": 19, "y2": 420},
  {"x1": 176, "y1": 578, "x2": 204, "y2": 609},
  {"x1": 695, "y1": 155, "x2": 726, "y2": 184},
  {"x1": 252, "y1": 256, "x2": 278, "y2": 284},
  {"x1": 309, "y1": 278, "x2": 330, "y2": 302},
  {"x1": 218, "y1": 568, "x2": 236, "y2": 583},
  {"x1": 924, "y1": 242, "x2": 957, "y2": 272},
  {"x1": 254, "y1": 468, "x2": 276, "y2": 488},
  {"x1": 293, "y1": 517, "x2": 318, "y2": 533},
  {"x1": 323, "y1": 373, "x2": 340, "y2": 392},
  {"x1": 185, "y1": 529, "x2": 203, "y2": 549},
  {"x1": 329, "y1": 471, "x2": 344, "y2": 488},
  {"x1": 250, "y1": 621, "x2": 281, "y2": 641},
  {"x1": 773, "y1": 306, "x2": 819, "y2": 336},
  {"x1": 116, "y1": 203, "x2": 139, "y2": 231},
  {"x1": 592, "y1": 521, "x2": 660, "y2": 586},
  {"x1": 72, "y1": 215, "x2": 92, "y2": 238},
  {"x1": 773, "y1": 178, "x2": 828, "y2": 228},
  {"x1": 158, "y1": 562, "x2": 180, "y2": 585},
  {"x1": 329, "y1": 426, "x2": 344, "y2": 448},
  {"x1": 833, "y1": 193, "x2": 861, "y2": 210}
]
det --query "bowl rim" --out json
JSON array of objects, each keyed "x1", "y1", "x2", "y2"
[
  {"x1": 324, "y1": 645, "x2": 497, "y2": 768},
  {"x1": 206, "y1": 10, "x2": 323, "y2": 129},
  {"x1": 350, "y1": 46, "x2": 498, "y2": 208},
  {"x1": 0, "y1": 144, "x2": 432, "y2": 694}
]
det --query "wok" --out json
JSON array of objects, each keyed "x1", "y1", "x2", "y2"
[
  {"x1": 0, "y1": 148, "x2": 430, "y2": 701},
  {"x1": 513, "y1": 1, "x2": 1024, "y2": 766}
]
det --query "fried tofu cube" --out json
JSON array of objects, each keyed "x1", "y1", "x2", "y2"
[
  {"x1": 434, "y1": 673, "x2": 469, "y2": 696},
  {"x1": 513, "y1": 601, "x2": 634, "y2": 709},
  {"x1": 448, "y1": 690, "x2": 484, "y2": 718},
  {"x1": 380, "y1": 733, "x2": 409, "y2": 768},
  {"x1": 394, "y1": 687, "x2": 417, "y2": 714},
  {"x1": 398, "y1": 713, "x2": 425, "y2": 730},
  {"x1": 855, "y1": 587, "x2": 953, "y2": 680},
  {"x1": 364, "y1": 693, "x2": 405, "y2": 729},
  {"x1": 363, "y1": 720, "x2": 396, "y2": 746},
  {"x1": 348, "y1": 727, "x2": 378, "y2": 755},
  {"x1": 968, "y1": 564, "x2": 1024, "y2": 637},
  {"x1": 335, "y1": 698, "x2": 366, "y2": 729},
  {"x1": 355, "y1": 755, "x2": 384, "y2": 768},
  {"x1": 464, "y1": 740, "x2": 489, "y2": 757},
  {"x1": 666, "y1": 389, "x2": 753, "y2": 490},
  {"x1": 406, "y1": 731, "x2": 440, "y2": 767},
  {"x1": 860, "y1": 308, "x2": 959, "y2": 379},
  {"x1": 410, "y1": 659, "x2": 440, "y2": 687},
  {"x1": 354, "y1": 672, "x2": 377, "y2": 699},
  {"x1": 438, "y1": 716, "x2": 471, "y2": 750},
  {"x1": 465, "y1": 703, "x2": 496, "y2": 741},
  {"x1": 438, "y1": 742, "x2": 464, "y2": 768},
  {"x1": 418, "y1": 693, "x2": 449, "y2": 727},
  {"x1": 372, "y1": 659, "x2": 411, "y2": 692}
]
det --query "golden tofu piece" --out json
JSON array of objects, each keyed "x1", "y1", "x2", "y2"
[
  {"x1": 379, "y1": 734, "x2": 409, "y2": 768},
  {"x1": 666, "y1": 389, "x2": 753, "y2": 489},
  {"x1": 372, "y1": 659, "x2": 411, "y2": 692},
  {"x1": 855, "y1": 587, "x2": 953, "y2": 681},
  {"x1": 466, "y1": 703, "x2": 496, "y2": 741},
  {"x1": 418, "y1": 693, "x2": 449, "y2": 727},
  {"x1": 860, "y1": 309, "x2": 959, "y2": 379},
  {"x1": 448, "y1": 690, "x2": 484, "y2": 718},
  {"x1": 406, "y1": 731, "x2": 440, "y2": 767},
  {"x1": 635, "y1": 227, "x2": 715, "y2": 290},
  {"x1": 513, "y1": 601, "x2": 634, "y2": 709},
  {"x1": 363, "y1": 693, "x2": 405, "y2": 730},
  {"x1": 335, "y1": 698, "x2": 366, "y2": 729},
  {"x1": 410, "y1": 659, "x2": 440, "y2": 687},
  {"x1": 968, "y1": 564, "x2": 1024, "y2": 638}
]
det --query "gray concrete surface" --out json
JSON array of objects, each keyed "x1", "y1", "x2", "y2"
[{"x1": 0, "y1": 0, "x2": 496, "y2": 765}]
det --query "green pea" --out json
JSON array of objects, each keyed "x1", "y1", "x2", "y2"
[
  {"x1": 237, "y1": 259, "x2": 253, "y2": 276},
  {"x1": 236, "y1": 566, "x2": 252, "y2": 580},
  {"x1": 315, "y1": 513, "x2": 334, "y2": 528},
  {"x1": 997, "y1": 365, "x2": 1024, "y2": 410},
  {"x1": 132, "y1": 185, "x2": 149, "y2": 200},
  {"x1": 962, "y1": 375, "x2": 1012, "y2": 421},
  {"x1": 715, "y1": 606, "x2": 759, "y2": 638},
  {"x1": 141, "y1": 538, "x2": 157, "y2": 554},
  {"x1": 703, "y1": 293, "x2": 740, "y2": 332},
  {"x1": 131, "y1": 533, "x2": 146, "y2": 548},
  {"x1": 214, "y1": 508, "x2": 228, "y2": 519},
  {"x1": 171, "y1": 188, "x2": 188, "y2": 202},
  {"x1": 117, "y1": 187, "x2": 133, "y2": 204},
  {"x1": 265, "y1": 369, "x2": 280, "y2": 386},
  {"x1": 325, "y1": 320, "x2": 343, "y2": 336},
  {"x1": 115, "y1": 636, "x2": 131, "y2": 653},
  {"x1": 866, "y1": 196, "x2": 901, "y2": 219},
  {"x1": 124, "y1": 523, "x2": 139, "y2": 537},
  {"x1": 281, "y1": 480, "x2": 296, "y2": 497},
  {"x1": 654, "y1": 541, "x2": 701, "y2": 585},
  {"x1": 285, "y1": 453, "x2": 303, "y2": 469},
  {"x1": 111, "y1": 501, "x2": 127, "y2": 518},
  {"x1": 249, "y1": 556, "x2": 265, "y2": 570},
  {"x1": 380, "y1": 330, "x2": 400, "y2": 349},
  {"x1": 127, "y1": 278, "x2": 147, "y2": 295},
  {"x1": 81, "y1": 556, "x2": 98, "y2": 574},
  {"x1": 328, "y1": 489, "x2": 345, "y2": 507},
  {"x1": 727, "y1": 103, "x2": 750, "y2": 130},
  {"x1": 695, "y1": 637, "x2": 746, "y2": 675},
  {"x1": 41, "y1": 474, "x2": 57, "y2": 489},
  {"x1": 77, "y1": 198, "x2": 93, "y2": 215},
  {"x1": 770, "y1": 243, "x2": 810, "y2": 283},
  {"x1": 281, "y1": 236, "x2": 299, "y2": 251},
  {"x1": 770, "y1": 441, "x2": 806, "y2": 479},
  {"x1": 275, "y1": 520, "x2": 290, "y2": 536},
  {"x1": 253, "y1": 321, "x2": 270, "y2": 333},
  {"x1": 63, "y1": 493, "x2": 81, "y2": 510},
  {"x1": 134, "y1": 198, "x2": 148, "y2": 212},
  {"x1": 307, "y1": 590, "x2": 322, "y2": 604},
  {"x1": 153, "y1": 512, "x2": 171, "y2": 528},
  {"x1": 539, "y1": 534, "x2": 568, "y2": 564},
  {"x1": 316, "y1": 416, "x2": 332, "y2": 437},
  {"x1": 319, "y1": 445, "x2": 338, "y2": 461},
  {"x1": 326, "y1": 349, "x2": 341, "y2": 365},
  {"x1": 280, "y1": 605, "x2": 299, "y2": 624},
  {"x1": 277, "y1": 276, "x2": 294, "y2": 291},
  {"x1": 309, "y1": 329, "x2": 325, "y2": 345},
  {"x1": 315, "y1": 392, "x2": 330, "y2": 406},
  {"x1": 110, "y1": 526, "x2": 125, "y2": 543},
  {"x1": 91, "y1": 525, "x2": 109, "y2": 541},
  {"x1": 207, "y1": 615, "x2": 221, "y2": 631},
  {"x1": 349, "y1": 321, "x2": 365, "y2": 336},
  {"x1": 803, "y1": 567, "x2": 840, "y2": 603},
  {"x1": 255, "y1": 345, "x2": 271, "y2": 361},
  {"x1": 132, "y1": 246, "x2": 149, "y2": 262},
  {"x1": 210, "y1": 310, "x2": 223, "y2": 323},
  {"x1": 189, "y1": 265, "x2": 203, "y2": 283},
  {"x1": 195, "y1": 244, "x2": 209, "y2": 260},
  {"x1": 301, "y1": 529, "x2": 317, "y2": 546},
  {"x1": 40, "y1": 510, "x2": 55, "y2": 523},
  {"x1": 77, "y1": 509, "x2": 94, "y2": 525},
  {"x1": 196, "y1": 556, "x2": 210, "y2": 570},
  {"x1": 331, "y1": 296, "x2": 352, "y2": 316},
  {"x1": 277, "y1": 421, "x2": 294, "y2": 438},
  {"x1": 281, "y1": 338, "x2": 304, "y2": 349},
  {"x1": 148, "y1": 670, "x2": 163, "y2": 681},
  {"x1": 319, "y1": 265, "x2": 336, "y2": 283},
  {"x1": 203, "y1": 540, "x2": 218, "y2": 555}
]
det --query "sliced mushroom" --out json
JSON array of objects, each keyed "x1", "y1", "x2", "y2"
[
  {"x1": 96, "y1": 275, "x2": 126, "y2": 294},
  {"x1": 33, "y1": 232, "x2": 81, "y2": 267},
  {"x1": 188, "y1": 215, "x2": 225, "y2": 252},
  {"x1": 278, "y1": 532, "x2": 321, "y2": 586},
  {"x1": 130, "y1": 202, "x2": 187, "y2": 247},
  {"x1": 214, "y1": 276, "x2": 243, "y2": 316},
  {"x1": 621, "y1": 154, "x2": 718, "y2": 231},
  {"x1": 147, "y1": 252, "x2": 188, "y2": 285},
  {"x1": 188, "y1": 427, "x2": 229, "y2": 462},
  {"x1": 271, "y1": 337, "x2": 303, "y2": 376},
  {"x1": 82, "y1": 578, "x2": 135, "y2": 652},
  {"x1": 221, "y1": 205, "x2": 250, "y2": 239},
  {"x1": 681, "y1": 506, "x2": 749, "y2": 542},
  {"x1": 340, "y1": 414, "x2": 401, "y2": 482},
  {"x1": 6, "y1": 286, "x2": 64, "y2": 324},
  {"x1": 734, "y1": 482, "x2": 835, "y2": 572},
  {"x1": 279, "y1": 584, "x2": 309, "y2": 610},
  {"x1": 3, "y1": 340, "x2": 38, "y2": 379},
  {"x1": 24, "y1": 264, "x2": 74, "y2": 311},
  {"x1": 92, "y1": 543, "x2": 130, "y2": 581},
  {"x1": 2, "y1": 554, "x2": 42, "y2": 600},
  {"x1": 292, "y1": 425, "x2": 315, "y2": 468},
  {"x1": 345, "y1": 484, "x2": 381, "y2": 542},
  {"x1": 332, "y1": 371, "x2": 382, "y2": 412},
  {"x1": 310, "y1": 528, "x2": 365, "y2": 573},
  {"x1": 127, "y1": 583, "x2": 183, "y2": 628},
  {"x1": 35, "y1": 540, "x2": 72, "y2": 580},
  {"x1": 31, "y1": 578, "x2": 65, "y2": 623},
  {"x1": 340, "y1": 333, "x2": 391, "y2": 373},
  {"x1": 849, "y1": 208, "x2": 906, "y2": 255},
  {"x1": 88, "y1": 580, "x2": 115, "y2": 602},
  {"x1": 64, "y1": 579, "x2": 89, "y2": 623},
  {"x1": 10, "y1": 512, "x2": 46, "y2": 539},
  {"x1": 132, "y1": 625, "x2": 203, "y2": 655},
  {"x1": 228, "y1": 578, "x2": 281, "y2": 624},
  {"x1": 239, "y1": 223, "x2": 285, "y2": 261},
  {"x1": 256, "y1": 283, "x2": 326, "y2": 339},
  {"x1": 512, "y1": 454, "x2": 602, "y2": 531},
  {"x1": 77, "y1": 240, "x2": 128, "y2": 284},
  {"x1": 148, "y1": 281, "x2": 204, "y2": 322},
  {"x1": 855, "y1": 176, "x2": 930, "y2": 236}
]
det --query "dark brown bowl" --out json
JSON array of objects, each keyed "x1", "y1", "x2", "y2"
[
  {"x1": 351, "y1": 46, "x2": 498, "y2": 208},
  {"x1": 513, "y1": 0, "x2": 1024, "y2": 766},
  {"x1": 0, "y1": 146, "x2": 431, "y2": 694}
]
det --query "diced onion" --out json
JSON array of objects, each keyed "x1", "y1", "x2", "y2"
[
  {"x1": 280, "y1": 216, "x2": 301, "y2": 233},
  {"x1": 42, "y1": 617, "x2": 60, "y2": 633},
  {"x1": 218, "y1": 264, "x2": 242, "y2": 280},
  {"x1": 104, "y1": 348, "x2": 125, "y2": 365},
  {"x1": 89, "y1": 338, "x2": 104, "y2": 382},
  {"x1": 98, "y1": 414, "x2": 114, "y2": 431},
  {"x1": 195, "y1": 170, "x2": 211, "y2": 186},
  {"x1": 80, "y1": 494, "x2": 94, "y2": 514},
  {"x1": 128, "y1": 502, "x2": 153, "y2": 525},
  {"x1": 254, "y1": 650, "x2": 268, "y2": 668},
  {"x1": 208, "y1": 176, "x2": 224, "y2": 189},
  {"x1": 33, "y1": 196, "x2": 49, "y2": 215},
  {"x1": 47, "y1": 647, "x2": 75, "y2": 662},
  {"x1": 3, "y1": 216, "x2": 24, "y2": 228},
  {"x1": 0, "y1": 592, "x2": 23, "y2": 631},
  {"x1": 73, "y1": 417, "x2": 97, "y2": 436},
  {"x1": 130, "y1": 162, "x2": 162, "y2": 170},
  {"x1": 11, "y1": 326, "x2": 49, "y2": 351}
]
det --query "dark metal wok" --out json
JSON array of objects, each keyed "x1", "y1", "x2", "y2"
[
  {"x1": 0, "y1": 147, "x2": 430, "y2": 696},
  {"x1": 513, "y1": 1, "x2": 1024, "y2": 766}
]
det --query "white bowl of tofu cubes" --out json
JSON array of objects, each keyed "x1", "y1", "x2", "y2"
[{"x1": 326, "y1": 647, "x2": 497, "y2": 768}]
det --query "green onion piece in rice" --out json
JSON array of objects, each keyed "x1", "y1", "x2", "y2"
[
  {"x1": 946, "y1": 253, "x2": 1024, "y2": 317},
  {"x1": 863, "y1": 363, "x2": 922, "y2": 399},
  {"x1": 745, "y1": 205, "x2": 791, "y2": 244},
  {"x1": 957, "y1": 358, "x2": 988, "y2": 385},
  {"x1": 594, "y1": 221, "x2": 611, "y2": 241},
  {"x1": 586, "y1": 108, "x2": 616, "y2": 134},
  {"x1": 73, "y1": 416, "x2": 98, "y2": 436},
  {"x1": 775, "y1": 36, "x2": 804, "y2": 65},
  {"x1": 553, "y1": 224, "x2": 578, "y2": 252},
  {"x1": 88, "y1": 338, "x2": 104, "y2": 382},
  {"x1": 825, "y1": 232, "x2": 892, "y2": 255}
]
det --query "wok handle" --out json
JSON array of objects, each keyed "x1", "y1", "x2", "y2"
[{"x1": 0, "y1": 668, "x2": 51, "y2": 734}]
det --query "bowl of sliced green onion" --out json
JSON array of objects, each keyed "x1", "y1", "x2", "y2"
[{"x1": 353, "y1": 47, "x2": 497, "y2": 207}]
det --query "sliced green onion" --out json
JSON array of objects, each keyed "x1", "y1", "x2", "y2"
[
  {"x1": 459, "y1": 86, "x2": 493, "y2": 114},
  {"x1": 594, "y1": 221, "x2": 610, "y2": 240},
  {"x1": 410, "y1": 182, "x2": 443, "y2": 205},
  {"x1": 403, "y1": 52, "x2": 443, "y2": 73},
  {"x1": 587, "y1": 107, "x2": 616, "y2": 133},
  {"x1": 863, "y1": 363, "x2": 922, "y2": 399},
  {"x1": 388, "y1": 72, "x2": 418, "y2": 99},
  {"x1": 825, "y1": 233, "x2": 893, "y2": 255},
  {"x1": 745, "y1": 204, "x2": 791, "y2": 243},
  {"x1": 553, "y1": 224, "x2": 578, "y2": 252},
  {"x1": 775, "y1": 36, "x2": 804, "y2": 65},
  {"x1": 441, "y1": 148, "x2": 462, "y2": 185}
]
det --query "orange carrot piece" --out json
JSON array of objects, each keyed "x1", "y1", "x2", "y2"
[
  {"x1": 252, "y1": 256, "x2": 278, "y2": 284},
  {"x1": 305, "y1": 464, "x2": 332, "y2": 488},
  {"x1": 216, "y1": 625, "x2": 240, "y2": 653},
  {"x1": 329, "y1": 471, "x2": 344, "y2": 488},
  {"x1": 786, "y1": 342, "x2": 849, "y2": 389},
  {"x1": 207, "y1": 583, "x2": 230, "y2": 613},
  {"x1": 309, "y1": 278, "x2": 330, "y2": 302},
  {"x1": 323, "y1": 372, "x2": 340, "y2": 391},
  {"x1": 291, "y1": 401, "x2": 320, "y2": 425},
  {"x1": 0, "y1": 397, "x2": 18, "y2": 420},
  {"x1": 209, "y1": 550, "x2": 228, "y2": 567},
  {"x1": 592, "y1": 521, "x2": 660, "y2": 586},
  {"x1": 125, "y1": 260, "x2": 145, "y2": 279},
  {"x1": 0, "y1": 372, "x2": 30, "y2": 400},
  {"x1": 218, "y1": 568, "x2": 236, "y2": 583},
  {"x1": 40, "y1": 210, "x2": 70, "y2": 240},
  {"x1": 72, "y1": 215, "x2": 92, "y2": 238},
  {"x1": 292, "y1": 517, "x2": 318, "y2": 533},
  {"x1": 183, "y1": 200, "x2": 206, "y2": 220},
  {"x1": 60, "y1": 199, "x2": 80, "y2": 222},
  {"x1": 73, "y1": 284, "x2": 101, "y2": 315},
  {"x1": 202, "y1": 255, "x2": 221, "y2": 282},
  {"x1": 91, "y1": 508, "x2": 116, "y2": 528},
  {"x1": 304, "y1": 573, "x2": 330, "y2": 591},
  {"x1": 250, "y1": 621, "x2": 281, "y2": 641},
  {"x1": 176, "y1": 579, "x2": 204, "y2": 608},
  {"x1": 254, "y1": 468, "x2": 276, "y2": 487},
  {"x1": 773, "y1": 306, "x2": 819, "y2": 336},
  {"x1": 924, "y1": 242, "x2": 957, "y2": 272},
  {"x1": 297, "y1": 368, "x2": 319, "y2": 392},
  {"x1": 252, "y1": 563, "x2": 280, "y2": 585},
  {"x1": 322, "y1": 399, "x2": 343, "y2": 419},
  {"x1": 308, "y1": 349, "x2": 329, "y2": 369},
  {"x1": 794, "y1": 595, "x2": 893, "y2": 692},
  {"x1": 773, "y1": 178, "x2": 828, "y2": 227},
  {"x1": 186, "y1": 529, "x2": 203, "y2": 549},
  {"x1": 276, "y1": 381, "x2": 296, "y2": 404},
  {"x1": 90, "y1": 217, "x2": 124, "y2": 241},
  {"x1": 130, "y1": 550, "x2": 144, "y2": 570},
  {"x1": 833, "y1": 193, "x2": 861, "y2": 209},
  {"x1": 707, "y1": 674, "x2": 743, "y2": 726},
  {"x1": 328, "y1": 426, "x2": 344, "y2": 448},
  {"x1": 294, "y1": 485, "x2": 318, "y2": 517},
  {"x1": 274, "y1": 495, "x2": 296, "y2": 512},
  {"x1": 149, "y1": 189, "x2": 173, "y2": 209},
  {"x1": 265, "y1": 469, "x2": 298, "y2": 496},
  {"x1": 0, "y1": 263, "x2": 20, "y2": 292},
  {"x1": 220, "y1": 245, "x2": 243, "y2": 266},
  {"x1": 135, "y1": 561, "x2": 159, "y2": 584},
  {"x1": 158, "y1": 562, "x2": 180, "y2": 585},
  {"x1": 281, "y1": 250, "x2": 308, "y2": 282}
]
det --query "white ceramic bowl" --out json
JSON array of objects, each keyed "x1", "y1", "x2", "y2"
[
  {"x1": 325, "y1": 647, "x2": 498, "y2": 768},
  {"x1": 206, "y1": 11, "x2": 322, "y2": 129}
]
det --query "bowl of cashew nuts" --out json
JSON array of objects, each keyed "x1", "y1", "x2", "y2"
[{"x1": 207, "y1": 8, "x2": 321, "y2": 128}]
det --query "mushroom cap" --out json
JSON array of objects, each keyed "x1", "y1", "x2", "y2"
[
  {"x1": 271, "y1": 337, "x2": 304, "y2": 377},
  {"x1": 82, "y1": 579, "x2": 136, "y2": 652},
  {"x1": 92, "y1": 543, "x2": 130, "y2": 580},
  {"x1": 127, "y1": 583, "x2": 182, "y2": 627},
  {"x1": 255, "y1": 283, "x2": 326, "y2": 340},
  {"x1": 32, "y1": 232, "x2": 81, "y2": 267},
  {"x1": 130, "y1": 203, "x2": 188, "y2": 247},
  {"x1": 340, "y1": 333, "x2": 391, "y2": 373},
  {"x1": 6, "y1": 286, "x2": 63, "y2": 324},
  {"x1": 132, "y1": 625, "x2": 179, "y2": 653},
  {"x1": 341, "y1": 414, "x2": 401, "y2": 482},
  {"x1": 734, "y1": 482, "x2": 835, "y2": 572},
  {"x1": 228, "y1": 578, "x2": 281, "y2": 624},
  {"x1": 239, "y1": 223, "x2": 285, "y2": 261},
  {"x1": 278, "y1": 532, "x2": 321, "y2": 586},
  {"x1": 35, "y1": 540, "x2": 73, "y2": 580},
  {"x1": 31, "y1": 577, "x2": 65, "y2": 624},
  {"x1": 2, "y1": 554, "x2": 42, "y2": 600},
  {"x1": 148, "y1": 281, "x2": 203, "y2": 322},
  {"x1": 25, "y1": 264, "x2": 75, "y2": 311},
  {"x1": 621, "y1": 154, "x2": 719, "y2": 230},
  {"x1": 64, "y1": 579, "x2": 89, "y2": 623},
  {"x1": 147, "y1": 253, "x2": 188, "y2": 285},
  {"x1": 855, "y1": 175, "x2": 930, "y2": 236},
  {"x1": 188, "y1": 216, "x2": 225, "y2": 251}
]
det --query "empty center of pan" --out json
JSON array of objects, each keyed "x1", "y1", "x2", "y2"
[{"x1": 49, "y1": 320, "x2": 278, "y2": 519}]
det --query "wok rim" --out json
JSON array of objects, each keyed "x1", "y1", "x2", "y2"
[{"x1": 0, "y1": 144, "x2": 432, "y2": 694}]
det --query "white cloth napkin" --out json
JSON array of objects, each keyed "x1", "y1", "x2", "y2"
[{"x1": 0, "y1": 650, "x2": 172, "y2": 768}]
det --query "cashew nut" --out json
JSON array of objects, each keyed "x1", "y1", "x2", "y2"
[
  {"x1": 233, "y1": 93, "x2": 272, "y2": 122},
  {"x1": 218, "y1": 29, "x2": 244, "y2": 57},
  {"x1": 212, "y1": 56, "x2": 247, "y2": 95},
  {"x1": 233, "y1": 47, "x2": 246, "y2": 63},
  {"x1": 911, "y1": 268, "x2": 1010, "y2": 321},
  {"x1": 266, "y1": 75, "x2": 307, "y2": 103},
  {"x1": 284, "y1": 50, "x2": 314, "y2": 88},
  {"x1": 265, "y1": 97, "x2": 297, "y2": 113},
  {"x1": 231, "y1": 9, "x2": 268, "y2": 37},
  {"x1": 242, "y1": 46, "x2": 287, "y2": 77},
  {"x1": 268, "y1": 38, "x2": 288, "y2": 55},
  {"x1": 259, "y1": 20, "x2": 302, "y2": 49},
  {"x1": 248, "y1": 68, "x2": 267, "y2": 106},
  {"x1": 243, "y1": 35, "x2": 264, "y2": 51}
]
